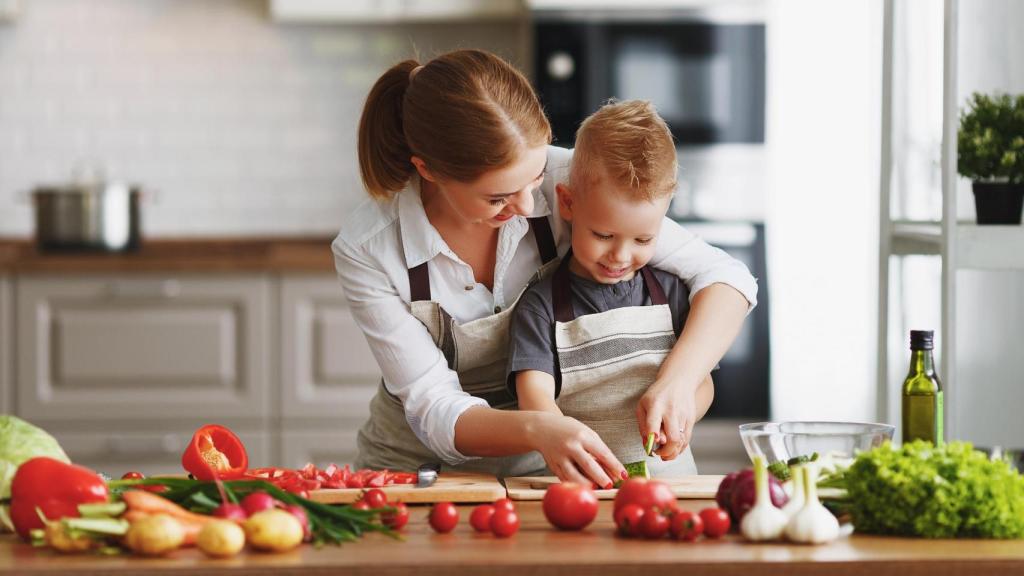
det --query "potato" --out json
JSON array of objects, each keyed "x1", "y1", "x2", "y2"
[
  {"x1": 244, "y1": 509, "x2": 304, "y2": 553},
  {"x1": 197, "y1": 520, "x2": 246, "y2": 558},
  {"x1": 124, "y1": 514, "x2": 185, "y2": 556}
]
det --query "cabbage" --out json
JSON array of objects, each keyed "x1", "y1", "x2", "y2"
[{"x1": 0, "y1": 415, "x2": 70, "y2": 532}]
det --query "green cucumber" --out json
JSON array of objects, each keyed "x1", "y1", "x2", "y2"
[{"x1": 624, "y1": 461, "x2": 650, "y2": 480}]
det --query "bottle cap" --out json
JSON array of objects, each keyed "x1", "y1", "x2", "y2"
[{"x1": 910, "y1": 330, "x2": 934, "y2": 350}]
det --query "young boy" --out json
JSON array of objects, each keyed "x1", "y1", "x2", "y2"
[{"x1": 506, "y1": 100, "x2": 714, "y2": 480}]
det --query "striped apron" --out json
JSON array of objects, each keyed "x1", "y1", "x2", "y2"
[
  {"x1": 551, "y1": 253, "x2": 698, "y2": 477},
  {"x1": 354, "y1": 217, "x2": 555, "y2": 477}
]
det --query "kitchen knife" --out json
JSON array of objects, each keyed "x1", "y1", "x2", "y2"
[{"x1": 416, "y1": 462, "x2": 441, "y2": 488}]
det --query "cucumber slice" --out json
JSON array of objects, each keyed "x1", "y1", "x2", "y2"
[{"x1": 624, "y1": 461, "x2": 650, "y2": 479}]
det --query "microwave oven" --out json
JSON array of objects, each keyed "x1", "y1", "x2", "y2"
[{"x1": 532, "y1": 12, "x2": 766, "y2": 147}]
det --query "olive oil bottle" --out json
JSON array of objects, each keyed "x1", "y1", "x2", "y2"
[{"x1": 901, "y1": 330, "x2": 943, "y2": 445}]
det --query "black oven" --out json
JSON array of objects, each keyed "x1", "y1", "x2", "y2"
[{"x1": 532, "y1": 13, "x2": 766, "y2": 147}]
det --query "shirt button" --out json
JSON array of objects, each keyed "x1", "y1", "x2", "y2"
[
  {"x1": 464, "y1": 285, "x2": 474, "y2": 291},
  {"x1": 494, "y1": 306, "x2": 502, "y2": 313}
]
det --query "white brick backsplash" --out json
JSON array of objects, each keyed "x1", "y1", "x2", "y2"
[{"x1": 0, "y1": 0, "x2": 527, "y2": 237}]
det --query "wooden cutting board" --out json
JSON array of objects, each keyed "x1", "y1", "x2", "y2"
[
  {"x1": 504, "y1": 474, "x2": 724, "y2": 501},
  {"x1": 307, "y1": 472, "x2": 505, "y2": 504}
]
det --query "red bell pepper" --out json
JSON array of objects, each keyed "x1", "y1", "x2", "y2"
[
  {"x1": 9, "y1": 457, "x2": 109, "y2": 540},
  {"x1": 181, "y1": 424, "x2": 248, "y2": 481}
]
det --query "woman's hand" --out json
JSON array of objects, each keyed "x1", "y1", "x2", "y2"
[
  {"x1": 636, "y1": 374, "x2": 713, "y2": 461},
  {"x1": 525, "y1": 412, "x2": 627, "y2": 489}
]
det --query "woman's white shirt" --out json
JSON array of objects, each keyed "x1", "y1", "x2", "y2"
[{"x1": 331, "y1": 145, "x2": 757, "y2": 465}]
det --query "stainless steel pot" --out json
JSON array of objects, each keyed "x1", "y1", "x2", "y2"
[{"x1": 33, "y1": 183, "x2": 141, "y2": 252}]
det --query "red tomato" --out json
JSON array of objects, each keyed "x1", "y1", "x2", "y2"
[
  {"x1": 351, "y1": 500, "x2": 371, "y2": 511},
  {"x1": 490, "y1": 509, "x2": 520, "y2": 538},
  {"x1": 638, "y1": 507, "x2": 670, "y2": 539},
  {"x1": 362, "y1": 488, "x2": 389, "y2": 509},
  {"x1": 381, "y1": 502, "x2": 410, "y2": 530},
  {"x1": 612, "y1": 478, "x2": 677, "y2": 516},
  {"x1": 613, "y1": 503, "x2": 646, "y2": 537},
  {"x1": 121, "y1": 471, "x2": 144, "y2": 480},
  {"x1": 670, "y1": 510, "x2": 704, "y2": 541},
  {"x1": 699, "y1": 507, "x2": 731, "y2": 538},
  {"x1": 542, "y1": 482, "x2": 599, "y2": 531},
  {"x1": 469, "y1": 504, "x2": 496, "y2": 533},
  {"x1": 492, "y1": 498, "x2": 516, "y2": 513},
  {"x1": 429, "y1": 502, "x2": 459, "y2": 534},
  {"x1": 119, "y1": 471, "x2": 166, "y2": 493}
]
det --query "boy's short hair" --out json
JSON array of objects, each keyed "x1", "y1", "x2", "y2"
[{"x1": 570, "y1": 99, "x2": 678, "y2": 201}]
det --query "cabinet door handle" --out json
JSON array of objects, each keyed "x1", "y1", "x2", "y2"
[
  {"x1": 107, "y1": 280, "x2": 182, "y2": 299},
  {"x1": 105, "y1": 435, "x2": 183, "y2": 457}
]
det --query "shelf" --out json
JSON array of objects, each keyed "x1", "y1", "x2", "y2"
[
  {"x1": 890, "y1": 221, "x2": 941, "y2": 256},
  {"x1": 956, "y1": 224, "x2": 1024, "y2": 270}
]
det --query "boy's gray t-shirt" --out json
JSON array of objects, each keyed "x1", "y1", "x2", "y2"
[{"x1": 506, "y1": 266, "x2": 691, "y2": 396}]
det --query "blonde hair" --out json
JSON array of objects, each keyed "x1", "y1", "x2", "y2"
[
  {"x1": 571, "y1": 100, "x2": 678, "y2": 201},
  {"x1": 358, "y1": 49, "x2": 552, "y2": 200}
]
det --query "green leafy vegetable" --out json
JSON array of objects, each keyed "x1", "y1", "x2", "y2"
[
  {"x1": 0, "y1": 416, "x2": 70, "y2": 532},
  {"x1": 835, "y1": 440, "x2": 1024, "y2": 538}
]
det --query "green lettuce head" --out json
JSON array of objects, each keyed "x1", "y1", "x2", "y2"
[{"x1": 0, "y1": 415, "x2": 70, "y2": 532}]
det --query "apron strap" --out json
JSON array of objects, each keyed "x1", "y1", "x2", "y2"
[
  {"x1": 639, "y1": 266, "x2": 669, "y2": 306},
  {"x1": 408, "y1": 262, "x2": 431, "y2": 302},
  {"x1": 553, "y1": 254, "x2": 669, "y2": 323},
  {"x1": 407, "y1": 215, "x2": 559, "y2": 303},
  {"x1": 528, "y1": 216, "x2": 558, "y2": 264}
]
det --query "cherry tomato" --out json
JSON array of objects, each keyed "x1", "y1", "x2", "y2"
[
  {"x1": 670, "y1": 510, "x2": 704, "y2": 542},
  {"x1": 612, "y1": 479, "x2": 677, "y2": 516},
  {"x1": 121, "y1": 471, "x2": 144, "y2": 480},
  {"x1": 490, "y1": 509, "x2": 520, "y2": 538},
  {"x1": 351, "y1": 500, "x2": 371, "y2": 512},
  {"x1": 381, "y1": 502, "x2": 410, "y2": 530},
  {"x1": 613, "y1": 503, "x2": 646, "y2": 537},
  {"x1": 638, "y1": 507, "x2": 670, "y2": 539},
  {"x1": 492, "y1": 498, "x2": 516, "y2": 513},
  {"x1": 699, "y1": 507, "x2": 731, "y2": 538},
  {"x1": 362, "y1": 488, "x2": 389, "y2": 509},
  {"x1": 429, "y1": 502, "x2": 459, "y2": 534},
  {"x1": 120, "y1": 471, "x2": 166, "y2": 493},
  {"x1": 542, "y1": 482, "x2": 599, "y2": 531},
  {"x1": 469, "y1": 504, "x2": 496, "y2": 533}
]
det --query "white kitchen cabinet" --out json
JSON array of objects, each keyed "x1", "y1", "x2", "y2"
[
  {"x1": 0, "y1": 275, "x2": 10, "y2": 414},
  {"x1": 279, "y1": 428, "x2": 362, "y2": 469},
  {"x1": 269, "y1": 0, "x2": 523, "y2": 22},
  {"x1": 15, "y1": 274, "x2": 272, "y2": 424},
  {"x1": 46, "y1": 422, "x2": 270, "y2": 477},
  {"x1": 280, "y1": 275, "x2": 379, "y2": 420}
]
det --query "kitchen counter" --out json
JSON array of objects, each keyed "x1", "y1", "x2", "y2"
[
  {"x1": 4, "y1": 500, "x2": 1024, "y2": 576},
  {"x1": 0, "y1": 237, "x2": 336, "y2": 273}
]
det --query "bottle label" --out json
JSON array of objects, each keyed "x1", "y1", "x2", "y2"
[{"x1": 935, "y1": 391, "x2": 944, "y2": 446}]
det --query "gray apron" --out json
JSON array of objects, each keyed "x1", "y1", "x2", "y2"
[
  {"x1": 354, "y1": 217, "x2": 555, "y2": 477},
  {"x1": 551, "y1": 253, "x2": 698, "y2": 477}
]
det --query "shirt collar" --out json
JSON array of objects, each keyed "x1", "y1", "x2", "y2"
[{"x1": 397, "y1": 174, "x2": 554, "y2": 270}]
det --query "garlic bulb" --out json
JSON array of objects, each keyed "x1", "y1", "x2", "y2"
[
  {"x1": 781, "y1": 465, "x2": 806, "y2": 518},
  {"x1": 785, "y1": 465, "x2": 840, "y2": 544},
  {"x1": 740, "y1": 456, "x2": 788, "y2": 541}
]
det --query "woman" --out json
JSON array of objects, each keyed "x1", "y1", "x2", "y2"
[{"x1": 332, "y1": 50, "x2": 755, "y2": 488}]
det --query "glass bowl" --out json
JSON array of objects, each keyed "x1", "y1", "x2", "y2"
[{"x1": 738, "y1": 421, "x2": 895, "y2": 465}]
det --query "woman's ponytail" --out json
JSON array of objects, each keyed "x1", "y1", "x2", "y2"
[{"x1": 358, "y1": 59, "x2": 419, "y2": 200}]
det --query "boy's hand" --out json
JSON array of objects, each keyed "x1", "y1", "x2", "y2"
[{"x1": 636, "y1": 379, "x2": 700, "y2": 461}]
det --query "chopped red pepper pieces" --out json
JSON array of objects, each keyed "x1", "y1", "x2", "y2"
[
  {"x1": 181, "y1": 424, "x2": 249, "y2": 481},
  {"x1": 243, "y1": 464, "x2": 417, "y2": 491}
]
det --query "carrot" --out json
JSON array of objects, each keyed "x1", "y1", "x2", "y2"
[
  {"x1": 121, "y1": 490, "x2": 213, "y2": 525},
  {"x1": 122, "y1": 510, "x2": 204, "y2": 546}
]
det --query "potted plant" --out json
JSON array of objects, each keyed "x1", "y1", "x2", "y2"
[{"x1": 958, "y1": 92, "x2": 1024, "y2": 225}]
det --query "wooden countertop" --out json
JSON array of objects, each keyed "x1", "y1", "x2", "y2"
[
  {"x1": 4, "y1": 500, "x2": 1024, "y2": 576},
  {"x1": 0, "y1": 237, "x2": 336, "y2": 273}
]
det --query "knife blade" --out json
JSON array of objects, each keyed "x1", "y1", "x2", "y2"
[{"x1": 416, "y1": 462, "x2": 441, "y2": 488}]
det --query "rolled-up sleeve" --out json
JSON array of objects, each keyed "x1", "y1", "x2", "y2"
[
  {"x1": 332, "y1": 238, "x2": 487, "y2": 466},
  {"x1": 651, "y1": 217, "x2": 759, "y2": 311}
]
